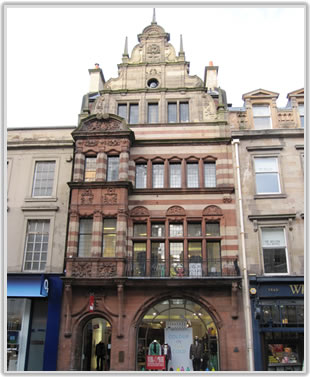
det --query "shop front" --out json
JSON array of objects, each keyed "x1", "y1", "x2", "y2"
[
  {"x1": 249, "y1": 276, "x2": 304, "y2": 371},
  {"x1": 136, "y1": 298, "x2": 219, "y2": 372},
  {"x1": 7, "y1": 274, "x2": 63, "y2": 371}
]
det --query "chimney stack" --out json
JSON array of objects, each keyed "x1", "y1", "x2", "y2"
[
  {"x1": 88, "y1": 63, "x2": 105, "y2": 93},
  {"x1": 204, "y1": 61, "x2": 218, "y2": 90}
]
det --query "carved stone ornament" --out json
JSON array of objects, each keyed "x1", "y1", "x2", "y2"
[
  {"x1": 203, "y1": 205, "x2": 223, "y2": 216},
  {"x1": 97, "y1": 262, "x2": 117, "y2": 277},
  {"x1": 85, "y1": 140, "x2": 98, "y2": 147},
  {"x1": 81, "y1": 189, "x2": 94, "y2": 204},
  {"x1": 82, "y1": 118, "x2": 122, "y2": 132},
  {"x1": 130, "y1": 206, "x2": 150, "y2": 217},
  {"x1": 103, "y1": 192, "x2": 117, "y2": 205},
  {"x1": 93, "y1": 95, "x2": 105, "y2": 114},
  {"x1": 166, "y1": 206, "x2": 186, "y2": 216},
  {"x1": 223, "y1": 194, "x2": 232, "y2": 203},
  {"x1": 72, "y1": 262, "x2": 92, "y2": 278}
]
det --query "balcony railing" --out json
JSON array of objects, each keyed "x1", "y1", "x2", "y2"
[
  {"x1": 127, "y1": 258, "x2": 240, "y2": 278},
  {"x1": 65, "y1": 257, "x2": 240, "y2": 279}
]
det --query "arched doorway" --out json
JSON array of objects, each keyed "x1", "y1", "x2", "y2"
[
  {"x1": 81, "y1": 317, "x2": 112, "y2": 371},
  {"x1": 136, "y1": 298, "x2": 219, "y2": 372}
]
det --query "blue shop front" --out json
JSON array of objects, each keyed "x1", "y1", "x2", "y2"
[
  {"x1": 7, "y1": 274, "x2": 63, "y2": 371},
  {"x1": 249, "y1": 276, "x2": 304, "y2": 371}
]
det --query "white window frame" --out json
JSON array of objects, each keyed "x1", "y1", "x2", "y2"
[
  {"x1": 252, "y1": 104, "x2": 272, "y2": 129},
  {"x1": 26, "y1": 157, "x2": 60, "y2": 201},
  {"x1": 22, "y1": 214, "x2": 55, "y2": 272},
  {"x1": 254, "y1": 156, "x2": 281, "y2": 195},
  {"x1": 260, "y1": 226, "x2": 290, "y2": 276}
]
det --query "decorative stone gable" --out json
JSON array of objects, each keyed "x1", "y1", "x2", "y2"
[{"x1": 78, "y1": 114, "x2": 130, "y2": 134}]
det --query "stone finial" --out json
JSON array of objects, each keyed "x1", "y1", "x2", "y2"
[
  {"x1": 152, "y1": 8, "x2": 157, "y2": 24},
  {"x1": 179, "y1": 34, "x2": 185, "y2": 56}
]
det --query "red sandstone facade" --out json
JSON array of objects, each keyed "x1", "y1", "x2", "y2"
[{"x1": 57, "y1": 16, "x2": 247, "y2": 372}]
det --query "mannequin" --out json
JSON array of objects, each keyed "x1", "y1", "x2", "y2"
[
  {"x1": 161, "y1": 343, "x2": 172, "y2": 371},
  {"x1": 148, "y1": 339, "x2": 162, "y2": 355},
  {"x1": 189, "y1": 336, "x2": 203, "y2": 371}
]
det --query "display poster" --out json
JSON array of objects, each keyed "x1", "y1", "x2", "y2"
[
  {"x1": 146, "y1": 355, "x2": 165, "y2": 370},
  {"x1": 165, "y1": 326, "x2": 193, "y2": 371}
]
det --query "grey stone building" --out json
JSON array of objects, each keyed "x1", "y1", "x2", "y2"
[
  {"x1": 229, "y1": 87, "x2": 304, "y2": 371},
  {"x1": 7, "y1": 127, "x2": 74, "y2": 371}
]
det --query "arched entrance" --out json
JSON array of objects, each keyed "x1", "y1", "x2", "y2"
[
  {"x1": 81, "y1": 317, "x2": 112, "y2": 371},
  {"x1": 136, "y1": 298, "x2": 219, "y2": 371}
]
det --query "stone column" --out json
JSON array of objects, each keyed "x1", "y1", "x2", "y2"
[
  {"x1": 119, "y1": 151, "x2": 129, "y2": 181},
  {"x1": 67, "y1": 211, "x2": 79, "y2": 257},
  {"x1": 116, "y1": 209, "x2": 128, "y2": 258},
  {"x1": 73, "y1": 152, "x2": 85, "y2": 182},
  {"x1": 128, "y1": 160, "x2": 135, "y2": 186},
  {"x1": 91, "y1": 211, "x2": 103, "y2": 257},
  {"x1": 96, "y1": 152, "x2": 107, "y2": 181}
]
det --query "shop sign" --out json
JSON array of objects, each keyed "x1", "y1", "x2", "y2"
[
  {"x1": 146, "y1": 355, "x2": 165, "y2": 370},
  {"x1": 166, "y1": 321, "x2": 187, "y2": 329},
  {"x1": 257, "y1": 284, "x2": 304, "y2": 297},
  {"x1": 89, "y1": 295, "x2": 95, "y2": 311}
]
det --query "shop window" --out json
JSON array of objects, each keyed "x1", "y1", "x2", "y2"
[
  {"x1": 78, "y1": 219, "x2": 93, "y2": 257},
  {"x1": 169, "y1": 223, "x2": 183, "y2": 237},
  {"x1": 107, "y1": 156, "x2": 119, "y2": 182},
  {"x1": 188, "y1": 223, "x2": 201, "y2": 237},
  {"x1": 32, "y1": 161, "x2": 55, "y2": 197},
  {"x1": 298, "y1": 104, "x2": 304, "y2": 128},
  {"x1": 151, "y1": 223, "x2": 165, "y2": 237},
  {"x1": 252, "y1": 104, "x2": 272, "y2": 129},
  {"x1": 148, "y1": 103, "x2": 159, "y2": 123},
  {"x1": 152, "y1": 163, "x2": 164, "y2": 188},
  {"x1": 206, "y1": 222, "x2": 220, "y2": 236},
  {"x1": 84, "y1": 157, "x2": 97, "y2": 182},
  {"x1": 187, "y1": 162, "x2": 199, "y2": 188},
  {"x1": 23, "y1": 220, "x2": 50, "y2": 271},
  {"x1": 204, "y1": 162, "x2": 216, "y2": 188},
  {"x1": 254, "y1": 157, "x2": 281, "y2": 194},
  {"x1": 102, "y1": 219, "x2": 116, "y2": 257},
  {"x1": 170, "y1": 242, "x2": 184, "y2": 277},
  {"x1": 207, "y1": 241, "x2": 221, "y2": 276},
  {"x1": 134, "y1": 223, "x2": 147, "y2": 237},
  {"x1": 135, "y1": 164, "x2": 147, "y2": 188},
  {"x1": 169, "y1": 163, "x2": 181, "y2": 188},
  {"x1": 133, "y1": 242, "x2": 146, "y2": 276},
  {"x1": 261, "y1": 227, "x2": 288, "y2": 274},
  {"x1": 151, "y1": 242, "x2": 165, "y2": 277}
]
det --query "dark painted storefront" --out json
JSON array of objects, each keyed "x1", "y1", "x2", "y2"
[
  {"x1": 7, "y1": 274, "x2": 63, "y2": 371},
  {"x1": 249, "y1": 276, "x2": 304, "y2": 371}
]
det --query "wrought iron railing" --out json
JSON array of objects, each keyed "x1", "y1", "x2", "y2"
[{"x1": 127, "y1": 257, "x2": 240, "y2": 278}]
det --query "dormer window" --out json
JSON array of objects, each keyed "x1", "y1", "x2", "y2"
[{"x1": 252, "y1": 104, "x2": 271, "y2": 129}]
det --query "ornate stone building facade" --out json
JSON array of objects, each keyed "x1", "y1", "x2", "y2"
[{"x1": 57, "y1": 17, "x2": 246, "y2": 371}]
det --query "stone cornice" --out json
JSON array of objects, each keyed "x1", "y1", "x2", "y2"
[{"x1": 232, "y1": 128, "x2": 304, "y2": 139}]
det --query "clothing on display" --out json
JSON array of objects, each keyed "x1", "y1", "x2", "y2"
[
  {"x1": 162, "y1": 343, "x2": 172, "y2": 371},
  {"x1": 189, "y1": 336, "x2": 203, "y2": 371},
  {"x1": 148, "y1": 340, "x2": 162, "y2": 355}
]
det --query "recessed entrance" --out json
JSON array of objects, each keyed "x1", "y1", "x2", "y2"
[
  {"x1": 136, "y1": 298, "x2": 219, "y2": 371},
  {"x1": 81, "y1": 317, "x2": 112, "y2": 371}
]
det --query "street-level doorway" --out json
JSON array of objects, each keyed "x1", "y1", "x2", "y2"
[
  {"x1": 81, "y1": 317, "x2": 112, "y2": 371},
  {"x1": 136, "y1": 298, "x2": 219, "y2": 371}
]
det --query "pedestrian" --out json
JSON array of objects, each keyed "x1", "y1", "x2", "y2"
[{"x1": 95, "y1": 340, "x2": 105, "y2": 371}]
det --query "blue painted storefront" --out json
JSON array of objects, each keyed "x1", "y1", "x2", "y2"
[
  {"x1": 7, "y1": 274, "x2": 63, "y2": 371},
  {"x1": 249, "y1": 276, "x2": 304, "y2": 371}
]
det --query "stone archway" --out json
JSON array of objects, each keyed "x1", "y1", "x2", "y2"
[{"x1": 134, "y1": 294, "x2": 221, "y2": 371}]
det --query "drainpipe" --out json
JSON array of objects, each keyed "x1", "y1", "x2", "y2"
[{"x1": 232, "y1": 139, "x2": 254, "y2": 371}]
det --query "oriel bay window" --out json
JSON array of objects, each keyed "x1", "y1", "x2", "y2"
[
  {"x1": 84, "y1": 156, "x2": 97, "y2": 182},
  {"x1": 207, "y1": 241, "x2": 221, "y2": 276},
  {"x1": 107, "y1": 156, "x2": 119, "y2": 182},
  {"x1": 78, "y1": 219, "x2": 93, "y2": 257},
  {"x1": 170, "y1": 242, "x2": 184, "y2": 277},
  {"x1": 151, "y1": 242, "x2": 165, "y2": 277},
  {"x1": 102, "y1": 219, "x2": 116, "y2": 257},
  {"x1": 133, "y1": 242, "x2": 147, "y2": 276}
]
